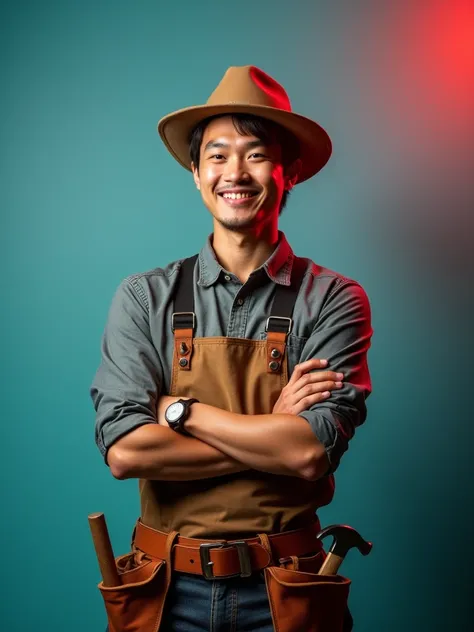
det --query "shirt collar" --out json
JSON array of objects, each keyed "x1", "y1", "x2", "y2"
[{"x1": 197, "y1": 231, "x2": 294, "y2": 288}]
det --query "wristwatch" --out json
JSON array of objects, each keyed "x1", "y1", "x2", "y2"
[{"x1": 165, "y1": 398, "x2": 199, "y2": 435}]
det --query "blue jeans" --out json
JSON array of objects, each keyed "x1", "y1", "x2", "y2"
[{"x1": 161, "y1": 571, "x2": 274, "y2": 631}]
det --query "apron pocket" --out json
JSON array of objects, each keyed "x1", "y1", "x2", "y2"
[
  {"x1": 264, "y1": 565, "x2": 351, "y2": 632},
  {"x1": 98, "y1": 551, "x2": 167, "y2": 632}
]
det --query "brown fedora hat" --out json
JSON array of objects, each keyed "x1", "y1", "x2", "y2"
[{"x1": 157, "y1": 65, "x2": 332, "y2": 183}]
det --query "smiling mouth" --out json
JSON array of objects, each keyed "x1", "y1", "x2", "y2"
[
  {"x1": 217, "y1": 191, "x2": 259, "y2": 208},
  {"x1": 218, "y1": 191, "x2": 258, "y2": 201}
]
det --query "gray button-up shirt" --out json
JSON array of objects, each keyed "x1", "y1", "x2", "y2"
[{"x1": 90, "y1": 232, "x2": 373, "y2": 472}]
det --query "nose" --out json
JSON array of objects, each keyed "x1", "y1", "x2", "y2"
[{"x1": 223, "y1": 156, "x2": 250, "y2": 183}]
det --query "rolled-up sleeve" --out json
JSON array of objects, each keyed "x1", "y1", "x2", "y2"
[
  {"x1": 90, "y1": 278, "x2": 164, "y2": 463},
  {"x1": 298, "y1": 279, "x2": 373, "y2": 473}
]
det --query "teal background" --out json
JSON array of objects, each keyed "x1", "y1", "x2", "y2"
[{"x1": 2, "y1": 0, "x2": 473, "y2": 630}]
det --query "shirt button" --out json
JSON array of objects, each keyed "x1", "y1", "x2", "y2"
[
  {"x1": 224, "y1": 275, "x2": 231, "y2": 281},
  {"x1": 237, "y1": 298, "x2": 244, "y2": 306}
]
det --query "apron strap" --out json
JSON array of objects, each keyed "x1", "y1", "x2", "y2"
[
  {"x1": 171, "y1": 254, "x2": 308, "y2": 374},
  {"x1": 172, "y1": 254, "x2": 199, "y2": 371},
  {"x1": 265, "y1": 256, "x2": 307, "y2": 374}
]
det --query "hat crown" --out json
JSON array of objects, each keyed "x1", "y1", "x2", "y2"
[{"x1": 207, "y1": 66, "x2": 292, "y2": 112}]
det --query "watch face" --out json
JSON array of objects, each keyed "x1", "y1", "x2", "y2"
[{"x1": 166, "y1": 402, "x2": 185, "y2": 422}]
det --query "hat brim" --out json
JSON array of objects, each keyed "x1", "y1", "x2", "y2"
[{"x1": 157, "y1": 103, "x2": 332, "y2": 183}]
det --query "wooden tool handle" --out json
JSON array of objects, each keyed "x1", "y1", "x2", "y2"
[
  {"x1": 318, "y1": 552, "x2": 344, "y2": 576},
  {"x1": 88, "y1": 512, "x2": 120, "y2": 587}
]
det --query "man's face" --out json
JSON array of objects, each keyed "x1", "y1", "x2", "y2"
[{"x1": 192, "y1": 116, "x2": 294, "y2": 232}]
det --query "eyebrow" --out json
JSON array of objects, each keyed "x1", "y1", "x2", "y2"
[{"x1": 203, "y1": 139, "x2": 267, "y2": 153}]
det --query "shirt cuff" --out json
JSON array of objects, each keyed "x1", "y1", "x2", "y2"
[{"x1": 298, "y1": 409, "x2": 347, "y2": 474}]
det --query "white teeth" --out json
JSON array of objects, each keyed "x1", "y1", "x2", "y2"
[{"x1": 222, "y1": 192, "x2": 254, "y2": 199}]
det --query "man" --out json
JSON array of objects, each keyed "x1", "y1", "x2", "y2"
[{"x1": 91, "y1": 65, "x2": 372, "y2": 632}]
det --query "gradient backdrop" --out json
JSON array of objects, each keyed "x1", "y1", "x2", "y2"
[{"x1": 2, "y1": 1, "x2": 473, "y2": 630}]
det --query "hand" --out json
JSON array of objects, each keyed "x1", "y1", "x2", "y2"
[{"x1": 272, "y1": 359, "x2": 344, "y2": 415}]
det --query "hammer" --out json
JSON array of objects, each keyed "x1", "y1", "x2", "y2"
[{"x1": 316, "y1": 524, "x2": 372, "y2": 575}]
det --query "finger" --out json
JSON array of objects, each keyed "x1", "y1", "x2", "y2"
[
  {"x1": 293, "y1": 371, "x2": 344, "y2": 389},
  {"x1": 292, "y1": 391, "x2": 333, "y2": 415},
  {"x1": 288, "y1": 359, "x2": 329, "y2": 384},
  {"x1": 294, "y1": 380, "x2": 343, "y2": 400}
]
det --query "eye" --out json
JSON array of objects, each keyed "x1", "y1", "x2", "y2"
[
  {"x1": 209, "y1": 154, "x2": 225, "y2": 160},
  {"x1": 248, "y1": 153, "x2": 266, "y2": 159}
]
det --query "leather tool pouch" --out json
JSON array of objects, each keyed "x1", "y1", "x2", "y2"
[
  {"x1": 98, "y1": 531, "x2": 178, "y2": 632},
  {"x1": 263, "y1": 550, "x2": 352, "y2": 632}
]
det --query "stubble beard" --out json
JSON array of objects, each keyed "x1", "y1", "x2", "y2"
[{"x1": 216, "y1": 215, "x2": 257, "y2": 232}]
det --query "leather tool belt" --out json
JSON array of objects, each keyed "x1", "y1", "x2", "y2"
[
  {"x1": 133, "y1": 519, "x2": 322, "y2": 579},
  {"x1": 98, "y1": 519, "x2": 352, "y2": 632}
]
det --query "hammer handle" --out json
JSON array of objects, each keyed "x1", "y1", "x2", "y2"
[
  {"x1": 318, "y1": 552, "x2": 344, "y2": 576},
  {"x1": 88, "y1": 512, "x2": 120, "y2": 587}
]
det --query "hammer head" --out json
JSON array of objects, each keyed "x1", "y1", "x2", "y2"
[{"x1": 316, "y1": 524, "x2": 373, "y2": 559}]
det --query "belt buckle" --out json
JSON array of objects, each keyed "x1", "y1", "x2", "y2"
[{"x1": 199, "y1": 541, "x2": 252, "y2": 580}]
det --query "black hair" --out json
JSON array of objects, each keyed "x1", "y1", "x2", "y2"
[{"x1": 188, "y1": 113, "x2": 300, "y2": 214}]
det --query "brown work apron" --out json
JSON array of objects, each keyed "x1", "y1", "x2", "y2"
[{"x1": 98, "y1": 254, "x2": 351, "y2": 632}]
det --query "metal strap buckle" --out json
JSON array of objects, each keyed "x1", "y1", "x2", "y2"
[
  {"x1": 171, "y1": 311, "x2": 196, "y2": 332},
  {"x1": 199, "y1": 541, "x2": 252, "y2": 579},
  {"x1": 265, "y1": 316, "x2": 293, "y2": 334}
]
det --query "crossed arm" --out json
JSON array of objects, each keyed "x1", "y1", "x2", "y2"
[{"x1": 107, "y1": 359, "x2": 341, "y2": 482}]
